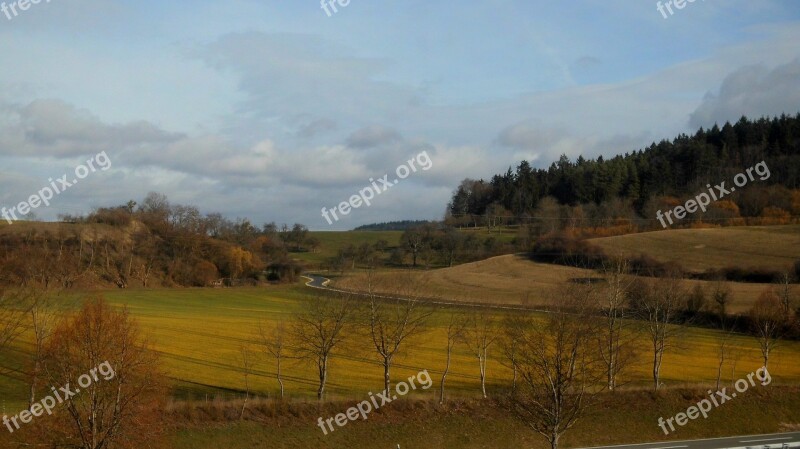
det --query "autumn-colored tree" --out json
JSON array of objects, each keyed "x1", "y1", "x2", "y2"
[
  {"x1": 191, "y1": 260, "x2": 219, "y2": 286},
  {"x1": 35, "y1": 298, "x2": 166, "y2": 449},
  {"x1": 219, "y1": 246, "x2": 261, "y2": 279}
]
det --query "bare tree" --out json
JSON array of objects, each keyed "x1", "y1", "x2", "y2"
[
  {"x1": 0, "y1": 288, "x2": 29, "y2": 367},
  {"x1": 712, "y1": 280, "x2": 732, "y2": 320},
  {"x1": 714, "y1": 323, "x2": 737, "y2": 391},
  {"x1": 466, "y1": 312, "x2": 496, "y2": 399},
  {"x1": 293, "y1": 293, "x2": 356, "y2": 400},
  {"x1": 400, "y1": 226, "x2": 432, "y2": 268},
  {"x1": 635, "y1": 277, "x2": 686, "y2": 391},
  {"x1": 499, "y1": 315, "x2": 529, "y2": 394},
  {"x1": 258, "y1": 320, "x2": 288, "y2": 399},
  {"x1": 749, "y1": 290, "x2": 785, "y2": 370},
  {"x1": 511, "y1": 286, "x2": 603, "y2": 449},
  {"x1": 597, "y1": 258, "x2": 636, "y2": 391},
  {"x1": 440, "y1": 312, "x2": 466, "y2": 404},
  {"x1": 364, "y1": 274, "x2": 432, "y2": 393},
  {"x1": 26, "y1": 288, "x2": 64, "y2": 407},
  {"x1": 776, "y1": 272, "x2": 795, "y2": 318}
]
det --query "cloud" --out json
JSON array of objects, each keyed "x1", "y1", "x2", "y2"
[
  {"x1": 345, "y1": 125, "x2": 403, "y2": 149},
  {"x1": 689, "y1": 59, "x2": 800, "y2": 128},
  {"x1": 201, "y1": 31, "x2": 421, "y2": 128},
  {"x1": 0, "y1": 99, "x2": 179, "y2": 158},
  {"x1": 296, "y1": 118, "x2": 337, "y2": 138},
  {"x1": 497, "y1": 121, "x2": 571, "y2": 151}
]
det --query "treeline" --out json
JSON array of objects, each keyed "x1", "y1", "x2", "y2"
[
  {"x1": 447, "y1": 114, "x2": 800, "y2": 232},
  {"x1": 353, "y1": 220, "x2": 433, "y2": 231},
  {"x1": 0, "y1": 193, "x2": 315, "y2": 289},
  {"x1": 531, "y1": 231, "x2": 800, "y2": 284}
]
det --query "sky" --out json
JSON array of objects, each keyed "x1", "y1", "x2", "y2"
[{"x1": 0, "y1": 0, "x2": 799, "y2": 230}]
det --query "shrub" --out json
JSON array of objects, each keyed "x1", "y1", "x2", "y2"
[
  {"x1": 628, "y1": 254, "x2": 683, "y2": 277},
  {"x1": 530, "y1": 232, "x2": 607, "y2": 269},
  {"x1": 708, "y1": 266, "x2": 782, "y2": 283}
]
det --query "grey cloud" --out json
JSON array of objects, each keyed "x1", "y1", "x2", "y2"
[
  {"x1": 0, "y1": 99, "x2": 180, "y2": 158},
  {"x1": 497, "y1": 121, "x2": 570, "y2": 150},
  {"x1": 689, "y1": 59, "x2": 800, "y2": 129},
  {"x1": 296, "y1": 118, "x2": 337, "y2": 138}
]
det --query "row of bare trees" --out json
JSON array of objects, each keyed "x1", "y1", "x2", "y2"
[
  {"x1": 250, "y1": 274, "x2": 793, "y2": 402},
  {"x1": 239, "y1": 263, "x2": 793, "y2": 449}
]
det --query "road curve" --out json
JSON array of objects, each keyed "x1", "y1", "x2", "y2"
[
  {"x1": 301, "y1": 273, "x2": 545, "y2": 312},
  {"x1": 303, "y1": 274, "x2": 331, "y2": 289}
]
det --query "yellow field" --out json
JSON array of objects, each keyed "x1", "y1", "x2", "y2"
[{"x1": 2, "y1": 284, "x2": 799, "y2": 412}]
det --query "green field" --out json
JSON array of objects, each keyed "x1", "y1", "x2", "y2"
[
  {"x1": 292, "y1": 231, "x2": 403, "y2": 267},
  {"x1": 294, "y1": 227, "x2": 518, "y2": 268}
]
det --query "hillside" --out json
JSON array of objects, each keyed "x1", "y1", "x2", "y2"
[
  {"x1": 589, "y1": 225, "x2": 800, "y2": 273},
  {"x1": 335, "y1": 254, "x2": 783, "y2": 313}
]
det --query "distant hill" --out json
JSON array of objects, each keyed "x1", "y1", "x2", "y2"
[
  {"x1": 0, "y1": 195, "x2": 309, "y2": 289},
  {"x1": 447, "y1": 113, "x2": 800, "y2": 230},
  {"x1": 353, "y1": 220, "x2": 436, "y2": 231}
]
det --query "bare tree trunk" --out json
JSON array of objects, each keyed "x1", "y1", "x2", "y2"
[
  {"x1": 277, "y1": 355, "x2": 284, "y2": 399},
  {"x1": 440, "y1": 345, "x2": 452, "y2": 405},
  {"x1": 384, "y1": 357, "x2": 391, "y2": 394},
  {"x1": 478, "y1": 353, "x2": 487, "y2": 399},
  {"x1": 652, "y1": 346, "x2": 662, "y2": 391},
  {"x1": 240, "y1": 347, "x2": 251, "y2": 420},
  {"x1": 551, "y1": 430, "x2": 560, "y2": 449},
  {"x1": 318, "y1": 356, "x2": 328, "y2": 401},
  {"x1": 29, "y1": 357, "x2": 40, "y2": 407}
]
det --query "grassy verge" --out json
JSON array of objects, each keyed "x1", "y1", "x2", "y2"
[{"x1": 166, "y1": 387, "x2": 800, "y2": 449}]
